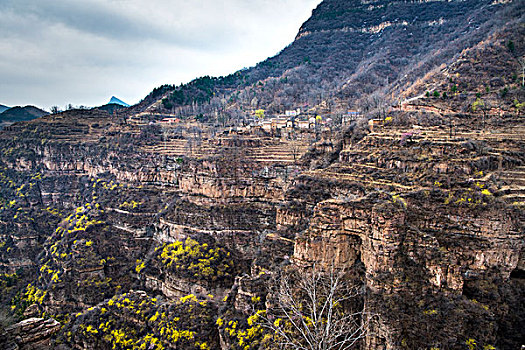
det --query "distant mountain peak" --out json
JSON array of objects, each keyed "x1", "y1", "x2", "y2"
[
  {"x1": 108, "y1": 96, "x2": 130, "y2": 107},
  {"x1": 0, "y1": 105, "x2": 49, "y2": 122},
  {"x1": 0, "y1": 104, "x2": 9, "y2": 114}
]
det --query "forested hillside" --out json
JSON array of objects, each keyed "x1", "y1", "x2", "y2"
[{"x1": 134, "y1": 0, "x2": 524, "y2": 123}]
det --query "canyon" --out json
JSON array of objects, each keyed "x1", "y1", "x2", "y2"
[{"x1": 0, "y1": 0, "x2": 524, "y2": 349}]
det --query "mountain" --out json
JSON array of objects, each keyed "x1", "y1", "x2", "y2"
[
  {"x1": 137, "y1": 0, "x2": 523, "y2": 120},
  {"x1": 0, "y1": 104, "x2": 9, "y2": 114},
  {"x1": 94, "y1": 96, "x2": 130, "y2": 114},
  {"x1": 108, "y1": 96, "x2": 130, "y2": 107},
  {"x1": 95, "y1": 103, "x2": 128, "y2": 114},
  {"x1": 0, "y1": 105, "x2": 49, "y2": 122}
]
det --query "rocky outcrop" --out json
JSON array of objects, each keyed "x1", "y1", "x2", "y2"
[
  {"x1": 2, "y1": 318, "x2": 60, "y2": 350},
  {"x1": 292, "y1": 188, "x2": 524, "y2": 348}
]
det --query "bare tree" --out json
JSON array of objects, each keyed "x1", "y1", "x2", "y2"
[
  {"x1": 471, "y1": 97, "x2": 491, "y2": 130},
  {"x1": 262, "y1": 265, "x2": 372, "y2": 350},
  {"x1": 517, "y1": 57, "x2": 525, "y2": 87},
  {"x1": 359, "y1": 91, "x2": 390, "y2": 120},
  {"x1": 290, "y1": 132, "x2": 301, "y2": 162}
]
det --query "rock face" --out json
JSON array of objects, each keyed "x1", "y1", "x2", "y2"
[
  {"x1": 1, "y1": 109, "x2": 522, "y2": 349},
  {"x1": 2, "y1": 318, "x2": 61, "y2": 349},
  {"x1": 287, "y1": 115, "x2": 525, "y2": 348},
  {"x1": 293, "y1": 192, "x2": 524, "y2": 348}
]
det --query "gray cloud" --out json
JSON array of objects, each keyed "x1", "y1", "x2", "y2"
[
  {"x1": 0, "y1": 0, "x2": 321, "y2": 110},
  {"x1": 2, "y1": 0, "x2": 220, "y2": 49}
]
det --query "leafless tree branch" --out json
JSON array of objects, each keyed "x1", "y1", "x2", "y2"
[{"x1": 261, "y1": 264, "x2": 374, "y2": 350}]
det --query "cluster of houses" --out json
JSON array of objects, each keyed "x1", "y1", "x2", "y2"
[
  {"x1": 232, "y1": 109, "x2": 324, "y2": 135},
  {"x1": 252, "y1": 109, "x2": 348, "y2": 133},
  {"x1": 253, "y1": 109, "x2": 361, "y2": 134},
  {"x1": 259, "y1": 115, "x2": 316, "y2": 133},
  {"x1": 130, "y1": 109, "x2": 364, "y2": 135}
]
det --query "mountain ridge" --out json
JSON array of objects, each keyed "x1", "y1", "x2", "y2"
[
  {"x1": 0, "y1": 105, "x2": 49, "y2": 122},
  {"x1": 133, "y1": 0, "x2": 523, "y2": 122}
]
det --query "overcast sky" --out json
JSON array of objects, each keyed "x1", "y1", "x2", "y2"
[{"x1": 0, "y1": 0, "x2": 321, "y2": 110}]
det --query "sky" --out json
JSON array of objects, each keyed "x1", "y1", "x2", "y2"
[{"x1": 0, "y1": 0, "x2": 321, "y2": 110}]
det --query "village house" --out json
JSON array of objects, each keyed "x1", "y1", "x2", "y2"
[
  {"x1": 261, "y1": 120, "x2": 273, "y2": 133},
  {"x1": 368, "y1": 118, "x2": 383, "y2": 132},
  {"x1": 271, "y1": 117, "x2": 288, "y2": 131},
  {"x1": 342, "y1": 110, "x2": 360, "y2": 125},
  {"x1": 296, "y1": 119, "x2": 314, "y2": 129},
  {"x1": 128, "y1": 115, "x2": 147, "y2": 125},
  {"x1": 158, "y1": 117, "x2": 180, "y2": 125},
  {"x1": 229, "y1": 125, "x2": 250, "y2": 134},
  {"x1": 285, "y1": 108, "x2": 301, "y2": 117}
]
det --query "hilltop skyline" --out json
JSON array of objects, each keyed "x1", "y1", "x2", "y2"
[{"x1": 0, "y1": 0, "x2": 321, "y2": 110}]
